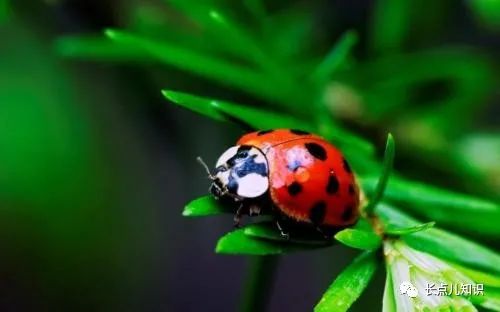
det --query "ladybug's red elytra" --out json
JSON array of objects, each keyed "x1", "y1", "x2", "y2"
[{"x1": 198, "y1": 129, "x2": 360, "y2": 237}]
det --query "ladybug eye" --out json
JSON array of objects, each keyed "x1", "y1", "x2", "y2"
[
  {"x1": 237, "y1": 151, "x2": 248, "y2": 158},
  {"x1": 215, "y1": 165, "x2": 227, "y2": 173}
]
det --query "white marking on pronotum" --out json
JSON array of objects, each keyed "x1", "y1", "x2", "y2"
[
  {"x1": 235, "y1": 173, "x2": 269, "y2": 198},
  {"x1": 216, "y1": 146, "x2": 239, "y2": 167}
]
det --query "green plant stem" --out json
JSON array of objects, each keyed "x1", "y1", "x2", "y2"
[
  {"x1": 364, "y1": 133, "x2": 395, "y2": 216},
  {"x1": 241, "y1": 256, "x2": 280, "y2": 312}
]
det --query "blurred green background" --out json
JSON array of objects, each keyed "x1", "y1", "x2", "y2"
[{"x1": 1, "y1": 0, "x2": 499, "y2": 311}]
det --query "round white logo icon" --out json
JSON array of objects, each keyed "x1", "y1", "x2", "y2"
[{"x1": 399, "y1": 281, "x2": 418, "y2": 298}]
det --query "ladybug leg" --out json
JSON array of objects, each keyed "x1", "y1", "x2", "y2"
[
  {"x1": 315, "y1": 226, "x2": 330, "y2": 240},
  {"x1": 233, "y1": 203, "x2": 248, "y2": 228},
  {"x1": 248, "y1": 204, "x2": 261, "y2": 216},
  {"x1": 276, "y1": 220, "x2": 290, "y2": 240}
]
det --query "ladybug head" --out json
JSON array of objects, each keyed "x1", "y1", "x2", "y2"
[{"x1": 198, "y1": 145, "x2": 269, "y2": 200}]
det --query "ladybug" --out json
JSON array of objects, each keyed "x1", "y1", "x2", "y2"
[{"x1": 198, "y1": 129, "x2": 359, "y2": 237}]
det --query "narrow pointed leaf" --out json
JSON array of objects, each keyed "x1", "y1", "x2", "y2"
[
  {"x1": 315, "y1": 251, "x2": 378, "y2": 312},
  {"x1": 362, "y1": 175, "x2": 500, "y2": 236},
  {"x1": 334, "y1": 229, "x2": 382, "y2": 250},
  {"x1": 376, "y1": 203, "x2": 500, "y2": 275},
  {"x1": 382, "y1": 266, "x2": 397, "y2": 312},
  {"x1": 311, "y1": 30, "x2": 358, "y2": 82},
  {"x1": 206, "y1": 9, "x2": 283, "y2": 77},
  {"x1": 364, "y1": 133, "x2": 395, "y2": 215},
  {"x1": 353, "y1": 218, "x2": 373, "y2": 231},
  {"x1": 370, "y1": 0, "x2": 412, "y2": 54},
  {"x1": 163, "y1": 90, "x2": 225, "y2": 122},
  {"x1": 163, "y1": 90, "x2": 313, "y2": 131},
  {"x1": 384, "y1": 221, "x2": 435, "y2": 236},
  {"x1": 243, "y1": 0, "x2": 267, "y2": 21},
  {"x1": 105, "y1": 29, "x2": 295, "y2": 104},
  {"x1": 470, "y1": 287, "x2": 500, "y2": 312},
  {"x1": 183, "y1": 195, "x2": 229, "y2": 217},
  {"x1": 167, "y1": 0, "x2": 275, "y2": 72},
  {"x1": 216, "y1": 228, "x2": 318, "y2": 255},
  {"x1": 55, "y1": 35, "x2": 146, "y2": 60},
  {"x1": 243, "y1": 223, "x2": 333, "y2": 246},
  {"x1": 1, "y1": 0, "x2": 10, "y2": 22},
  {"x1": 319, "y1": 122, "x2": 375, "y2": 157},
  {"x1": 450, "y1": 263, "x2": 500, "y2": 287}
]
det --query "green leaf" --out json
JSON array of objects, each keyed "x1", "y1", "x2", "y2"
[
  {"x1": 216, "y1": 228, "x2": 318, "y2": 255},
  {"x1": 243, "y1": 223, "x2": 333, "y2": 246},
  {"x1": 353, "y1": 218, "x2": 373, "y2": 231},
  {"x1": 376, "y1": 203, "x2": 500, "y2": 275},
  {"x1": 311, "y1": 30, "x2": 358, "y2": 82},
  {"x1": 467, "y1": 0, "x2": 500, "y2": 30},
  {"x1": 334, "y1": 229, "x2": 382, "y2": 250},
  {"x1": 450, "y1": 263, "x2": 500, "y2": 287},
  {"x1": 364, "y1": 133, "x2": 395, "y2": 215},
  {"x1": 0, "y1": 0, "x2": 9, "y2": 23},
  {"x1": 382, "y1": 266, "x2": 397, "y2": 312},
  {"x1": 163, "y1": 90, "x2": 313, "y2": 130},
  {"x1": 315, "y1": 251, "x2": 378, "y2": 312},
  {"x1": 362, "y1": 175, "x2": 500, "y2": 236},
  {"x1": 183, "y1": 195, "x2": 229, "y2": 217},
  {"x1": 243, "y1": 0, "x2": 267, "y2": 22},
  {"x1": 105, "y1": 29, "x2": 296, "y2": 105},
  {"x1": 370, "y1": 0, "x2": 412, "y2": 54},
  {"x1": 470, "y1": 287, "x2": 500, "y2": 312},
  {"x1": 166, "y1": 0, "x2": 281, "y2": 76},
  {"x1": 205, "y1": 9, "x2": 284, "y2": 78},
  {"x1": 384, "y1": 221, "x2": 435, "y2": 236},
  {"x1": 319, "y1": 122, "x2": 375, "y2": 158},
  {"x1": 55, "y1": 35, "x2": 147, "y2": 60},
  {"x1": 340, "y1": 49, "x2": 494, "y2": 123}
]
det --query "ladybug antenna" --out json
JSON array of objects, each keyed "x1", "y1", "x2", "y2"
[{"x1": 197, "y1": 156, "x2": 215, "y2": 180}]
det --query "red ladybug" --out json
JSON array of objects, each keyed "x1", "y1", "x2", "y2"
[{"x1": 198, "y1": 129, "x2": 359, "y2": 236}]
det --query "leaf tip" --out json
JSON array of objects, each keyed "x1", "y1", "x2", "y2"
[
  {"x1": 344, "y1": 29, "x2": 359, "y2": 43},
  {"x1": 208, "y1": 9, "x2": 224, "y2": 23},
  {"x1": 103, "y1": 28, "x2": 118, "y2": 40},
  {"x1": 161, "y1": 90, "x2": 177, "y2": 102},
  {"x1": 333, "y1": 228, "x2": 350, "y2": 241},
  {"x1": 182, "y1": 207, "x2": 192, "y2": 217},
  {"x1": 387, "y1": 132, "x2": 395, "y2": 145},
  {"x1": 214, "y1": 239, "x2": 226, "y2": 254}
]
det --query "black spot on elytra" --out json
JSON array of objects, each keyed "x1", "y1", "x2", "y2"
[
  {"x1": 290, "y1": 129, "x2": 310, "y2": 135},
  {"x1": 326, "y1": 174, "x2": 339, "y2": 194},
  {"x1": 348, "y1": 184, "x2": 355, "y2": 195},
  {"x1": 305, "y1": 142, "x2": 327, "y2": 161},
  {"x1": 257, "y1": 129, "x2": 273, "y2": 136},
  {"x1": 287, "y1": 182, "x2": 302, "y2": 196},
  {"x1": 343, "y1": 158, "x2": 352, "y2": 173},
  {"x1": 341, "y1": 205, "x2": 354, "y2": 221},
  {"x1": 309, "y1": 201, "x2": 327, "y2": 225}
]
